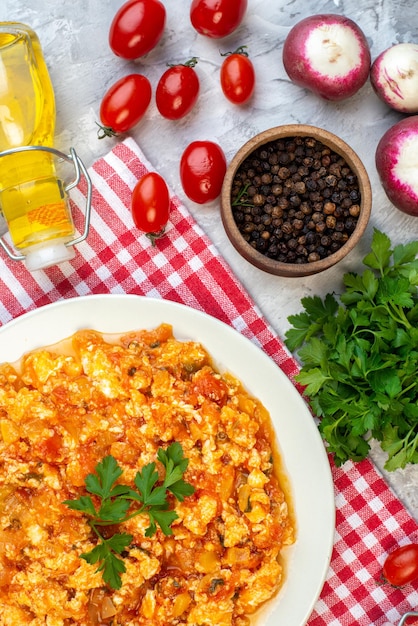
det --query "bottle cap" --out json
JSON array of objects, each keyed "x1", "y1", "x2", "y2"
[{"x1": 23, "y1": 239, "x2": 76, "y2": 271}]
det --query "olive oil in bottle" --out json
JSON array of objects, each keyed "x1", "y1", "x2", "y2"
[{"x1": 0, "y1": 23, "x2": 76, "y2": 270}]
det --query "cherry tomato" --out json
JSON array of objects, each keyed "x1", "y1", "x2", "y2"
[
  {"x1": 109, "y1": 0, "x2": 166, "y2": 59},
  {"x1": 156, "y1": 58, "x2": 200, "y2": 120},
  {"x1": 220, "y1": 46, "x2": 255, "y2": 105},
  {"x1": 180, "y1": 141, "x2": 227, "y2": 204},
  {"x1": 98, "y1": 74, "x2": 152, "y2": 137},
  {"x1": 382, "y1": 544, "x2": 418, "y2": 587},
  {"x1": 190, "y1": 0, "x2": 247, "y2": 39},
  {"x1": 131, "y1": 172, "x2": 170, "y2": 244}
]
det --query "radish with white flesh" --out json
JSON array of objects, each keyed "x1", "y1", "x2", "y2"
[
  {"x1": 370, "y1": 43, "x2": 418, "y2": 113},
  {"x1": 282, "y1": 14, "x2": 371, "y2": 101},
  {"x1": 375, "y1": 116, "x2": 418, "y2": 216}
]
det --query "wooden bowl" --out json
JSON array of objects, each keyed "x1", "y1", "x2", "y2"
[{"x1": 221, "y1": 124, "x2": 372, "y2": 277}]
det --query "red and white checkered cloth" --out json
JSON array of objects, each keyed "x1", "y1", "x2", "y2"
[{"x1": 1, "y1": 137, "x2": 418, "y2": 625}]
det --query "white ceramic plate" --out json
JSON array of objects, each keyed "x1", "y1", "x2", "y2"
[{"x1": 0, "y1": 294, "x2": 335, "y2": 625}]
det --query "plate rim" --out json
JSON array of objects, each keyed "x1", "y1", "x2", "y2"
[{"x1": 0, "y1": 294, "x2": 335, "y2": 625}]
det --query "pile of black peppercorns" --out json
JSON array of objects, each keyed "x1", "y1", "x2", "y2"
[{"x1": 230, "y1": 136, "x2": 361, "y2": 264}]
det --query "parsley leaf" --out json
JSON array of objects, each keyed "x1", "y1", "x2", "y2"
[
  {"x1": 134, "y1": 462, "x2": 161, "y2": 505},
  {"x1": 85, "y1": 455, "x2": 123, "y2": 499},
  {"x1": 285, "y1": 228, "x2": 418, "y2": 471},
  {"x1": 64, "y1": 442, "x2": 194, "y2": 589},
  {"x1": 147, "y1": 509, "x2": 178, "y2": 537},
  {"x1": 80, "y1": 532, "x2": 132, "y2": 590}
]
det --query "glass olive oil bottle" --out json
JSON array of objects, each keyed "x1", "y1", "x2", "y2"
[{"x1": 0, "y1": 23, "x2": 76, "y2": 270}]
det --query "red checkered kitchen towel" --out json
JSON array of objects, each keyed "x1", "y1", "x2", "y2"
[{"x1": 1, "y1": 137, "x2": 418, "y2": 625}]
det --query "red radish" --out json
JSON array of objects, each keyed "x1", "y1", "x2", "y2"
[
  {"x1": 282, "y1": 14, "x2": 371, "y2": 101},
  {"x1": 370, "y1": 43, "x2": 418, "y2": 113},
  {"x1": 375, "y1": 116, "x2": 418, "y2": 216}
]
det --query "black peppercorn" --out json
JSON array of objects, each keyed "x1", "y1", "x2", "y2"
[{"x1": 230, "y1": 135, "x2": 361, "y2": 264}]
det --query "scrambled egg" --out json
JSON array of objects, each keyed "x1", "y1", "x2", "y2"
[{"x1": 0, "y1": 324, "x2": 295, "y2": 626}]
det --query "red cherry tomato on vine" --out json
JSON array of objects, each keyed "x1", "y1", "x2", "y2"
[
  {"x1": 131, "y1": 172, "x2": 170, "y2": 244},
  {"x1": 382, "y1": 544, "x2": 418, "y2": 587},
  {"x1": 180, "y1": 141, "x2": 227, "y2": 204},
  {"x1": 156, "y1": 58, "x2": 200, "y2": 120},
  {"x1": 190, "y1": 0, "x2": 247, "y2": 39},
  {"x1": 98, "y1": 74, "x2": 152, "y2": 137},
  {"x1": 220, "y1": 46, "x2": 255, "y2": 105},
  {"x1": 109, "y1": 0, "x2": 166, "y2": 59}
]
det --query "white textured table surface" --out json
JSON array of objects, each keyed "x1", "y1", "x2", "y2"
[{"x1": 2, "y1": 1, "x2": 418, "y2": 517}]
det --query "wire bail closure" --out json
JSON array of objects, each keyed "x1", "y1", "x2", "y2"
[
  {"x1": 399, "y1": 613, "x2": 418, "y2": 626},
  {"x1": 0, "y1": 145, "x2": 92, "y2": 262}
]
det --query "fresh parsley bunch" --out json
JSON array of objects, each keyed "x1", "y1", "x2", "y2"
[
  {"x1": 285, "y1": 229, "x2": 418, "y2": 471},
  {"x1": 64, "y1": 442, "x2": 194, "y2": 589}
]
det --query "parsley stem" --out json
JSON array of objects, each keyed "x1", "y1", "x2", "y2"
[
  {"x1": 398, "y1": 380, "x2": 417, "y2": 398},
  {"x1": 387, "y1": 303, "x2": 412, "y2": 329},
  {"x1": 90, "y1": 521, "x2": 106, "y2": 540},
  {"x1": 231, "y1": 182, "x2": 254, "y2": 207},
  {"x1": 90, "y1": 505, "x2": 147, "y2": 527}
]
